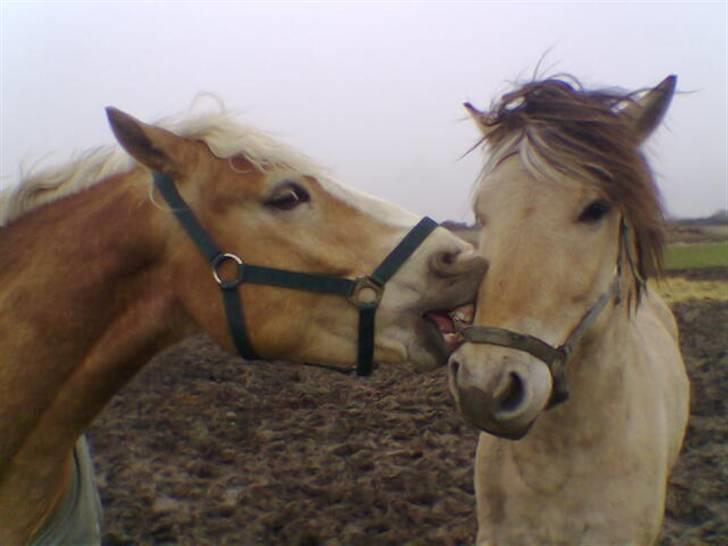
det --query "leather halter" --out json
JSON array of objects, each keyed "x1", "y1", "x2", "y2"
[
  {"x1": 455, "y1": 221, "x2": 632, "y2": 408},
  {"x1": 153, "y1": 172, "x2": 439, "y2": 376}
]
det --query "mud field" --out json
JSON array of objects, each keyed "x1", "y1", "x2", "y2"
[{"x1": 89, "y1": 268, "x2": 728, "y2": 546}]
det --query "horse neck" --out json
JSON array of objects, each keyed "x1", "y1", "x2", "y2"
[{"x1": 0, "y1": 170, "x2": 193, "y2": 474}]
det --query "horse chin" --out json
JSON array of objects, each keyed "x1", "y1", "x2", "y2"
[
  {"x1": 413, "y1": 320, "x2": 451, "y2": 369},
  {"x1": 451, "y1": 394, "x2": 536, "y2": 440},
  {"x1": 476, "y1": 420, "x2": 535, "y2": 441},
  {"x1": 403, "y1": 314, "x2": 461, "y2": 370}
]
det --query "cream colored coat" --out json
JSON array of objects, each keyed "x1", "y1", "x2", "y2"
[
  {"x1": 474, "y1": 292, "x2": 689, "y2": 545},
  {"x1": 449, "y1": 75, "x2": 691, "y2": 546}
]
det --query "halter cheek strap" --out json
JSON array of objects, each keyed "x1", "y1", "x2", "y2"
[{"x1": 153, "y1": 172, "x2": 438, "y2": 376}]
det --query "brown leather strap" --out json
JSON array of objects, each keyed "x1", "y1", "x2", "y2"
[{"x1": 460, "y1": 326, "x2": 564, "y2": 365}]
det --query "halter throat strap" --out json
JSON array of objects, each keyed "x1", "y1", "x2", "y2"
[{"x1": 153, "y1": 172, "x2": 438, "y2": 376}]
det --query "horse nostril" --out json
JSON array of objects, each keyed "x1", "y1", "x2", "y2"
[
  {"x1": 495, "y1": 372, "x2": 526, "y2": 413},
  {"x1": 441, "y1": 251, "x2": 456, "y2": 265},
  {"x1": 430, "y1": 249, "x2": 461, "y2": 276},
  {"x1": 449, "y1": 359, "x2": 461, "y2": 377},
  {"x1": 430, "y1": 247, "x2": 488, "y2": 279}
]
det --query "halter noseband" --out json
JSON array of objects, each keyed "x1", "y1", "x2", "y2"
[
  {"x1": 153, "y1": 172, "x2": 439, "y2": 376},
  {"x1": 454, "y1": 221, "x2": 632, "y2": 408}
]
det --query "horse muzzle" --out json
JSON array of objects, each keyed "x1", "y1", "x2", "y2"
[{"x1": 448, "y1": 350, "x2": 553, "y2": 440}]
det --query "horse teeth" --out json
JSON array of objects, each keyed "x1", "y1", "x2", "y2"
[{"x1": 451, "y1": 305, "x2": 474, "y2": 324}]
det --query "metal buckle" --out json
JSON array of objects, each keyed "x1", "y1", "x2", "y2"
[
  {"x1": 212, "y1": 253, "x2": 244, "y2": 289},
  {"x1": 348, "y1": 276, "x2": 384, "y2": 307}
]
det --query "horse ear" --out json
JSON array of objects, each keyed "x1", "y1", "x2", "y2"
[
  {"x1": 619, "y1": 75, "x2": 677, "y2": 143},
  {"x1": 464, "y1": 102, "x2": 495, "y2": 137},
  {"x1": 106, "y1": 107, "x2": 188, "y2": 176}
]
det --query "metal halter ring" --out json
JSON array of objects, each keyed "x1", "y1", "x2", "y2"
[
  {"x1": 212, "y1": 253, "x2": 245, "y2": 289},
  {"x1": 348, "y1": 276, "x2": 384, "y2": 307}
]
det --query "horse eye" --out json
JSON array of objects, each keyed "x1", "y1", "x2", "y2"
[
  {"x1": 265, "y1": 184, "x2": 310, "y2": 211},
  {"x1": 578, "y1": 200, "x2": 611, "y2": 223}
]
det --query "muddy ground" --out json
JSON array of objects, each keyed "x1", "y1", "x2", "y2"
[{"x1": 89, "y1": 268, "x2": 728, "y2": 546}]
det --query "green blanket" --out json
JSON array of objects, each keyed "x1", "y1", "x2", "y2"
[{"x1": 29, "y1": 436, "x2": 102, "y2": 546}]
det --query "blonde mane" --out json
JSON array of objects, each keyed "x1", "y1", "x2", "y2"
[{"x1": 0, "y1": 109, "x2": 327, "y2": 227}]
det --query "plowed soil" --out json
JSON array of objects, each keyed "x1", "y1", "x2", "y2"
[{"x1": 89, "y1": 268, "x2": 728, "y2": 546}]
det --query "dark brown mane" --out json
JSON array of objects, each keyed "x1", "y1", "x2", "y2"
[{"x1": 478, "y1": 76, "x2": 666, "y2": 301}]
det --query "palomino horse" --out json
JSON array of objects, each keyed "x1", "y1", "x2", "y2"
[
  {"x1": 449, "y1": 76, "x2": 689, "y2": 545},
  {"x1": 0, "y1": 107, "x2": 486, "y2": 546}
]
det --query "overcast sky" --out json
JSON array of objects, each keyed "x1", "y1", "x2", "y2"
[{"x1": 1, "y1": 1, "x2": 726, "y2": 221}]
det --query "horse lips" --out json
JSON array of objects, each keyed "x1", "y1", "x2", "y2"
[{"x1": 425, "y1": 305, "x2": 473, "y2": 352}]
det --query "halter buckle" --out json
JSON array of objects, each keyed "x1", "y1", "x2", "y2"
[
  {"x1": 348, "y1": 276, "x2": 384, "y2": 308},
  {"x1": 212, "y1": 253, "x2": 245, "y2": 289}
]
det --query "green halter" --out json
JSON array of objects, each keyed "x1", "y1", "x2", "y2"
[{"x1": 153, "y1": 172, "x2": 439, "y2": 376}]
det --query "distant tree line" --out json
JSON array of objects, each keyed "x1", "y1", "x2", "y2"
[
  {"x1": 443, "y1": 210, "x2": 728, "y2": 230},
  {"x1": 672, "y1": 209, "x2": 728, "y2": 226}
]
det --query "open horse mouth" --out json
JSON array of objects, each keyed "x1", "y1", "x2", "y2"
[{"x1": 424, "y1": 304, "x2": 474, "y2": 352}]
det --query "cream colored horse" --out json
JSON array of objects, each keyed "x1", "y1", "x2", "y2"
[
  {"x1": 449, "y1": 76, "x2": 689, "y2": 545},
  {"x1": 0, "y1": 107, "x2": 486, "y2": 546}
]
